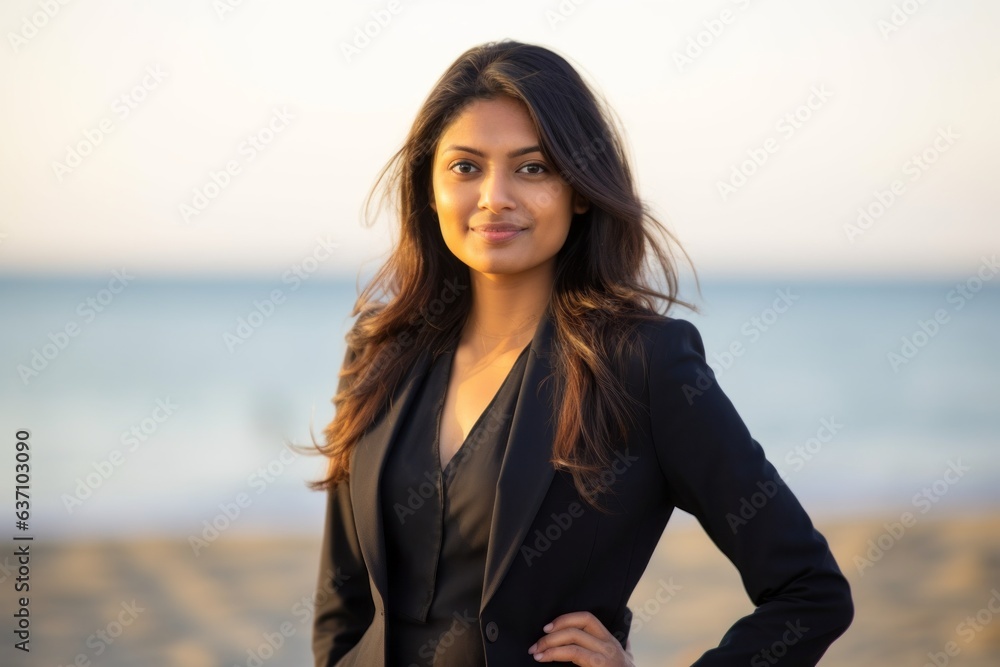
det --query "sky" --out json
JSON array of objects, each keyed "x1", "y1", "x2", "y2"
[{"x1": 1, "y1": 0, "x2": 998, "y2": 281}]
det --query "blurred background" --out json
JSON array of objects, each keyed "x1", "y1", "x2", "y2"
[{"x1": 1, "y1": 0, "x2": 998, "y2": 665}]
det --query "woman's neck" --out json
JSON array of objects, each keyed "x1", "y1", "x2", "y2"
[{"x1": 459, "y1": 267, "x2": 553, "y2": 355}]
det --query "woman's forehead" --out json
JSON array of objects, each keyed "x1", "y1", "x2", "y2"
[{"x1": 435, "y1": 98, "x2": 540, "y2": 153}]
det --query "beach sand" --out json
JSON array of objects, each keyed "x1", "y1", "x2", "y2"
[{"x1": 4, "y1": 511, "x2": 998, "y2": 666}]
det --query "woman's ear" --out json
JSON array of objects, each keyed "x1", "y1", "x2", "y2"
[{"x1": 573, "y1": 192, "x2": 590, "y2": 215}]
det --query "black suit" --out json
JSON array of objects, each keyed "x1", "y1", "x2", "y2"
[{"x1": 313, "y1": 306, "x2": 854, "y2": 666}]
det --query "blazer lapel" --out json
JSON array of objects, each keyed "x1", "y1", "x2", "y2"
[
  {"x1": 480, "y1": 307, "x2": 557, "y2": 613},
  {"x1": 350, "y1": 341, "x2": 432, "y2": 607},
  {"x1": 350, "y1": 306, "x2": 559, "y2": 615}
]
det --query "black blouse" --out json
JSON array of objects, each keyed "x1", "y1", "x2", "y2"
[{"x1": 379, "y1": 341, "x2": 531, "y2": 667}]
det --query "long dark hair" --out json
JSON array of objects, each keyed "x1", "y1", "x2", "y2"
[{"x1": 303, "y1": 39, "x2": 701, "y2": 513}]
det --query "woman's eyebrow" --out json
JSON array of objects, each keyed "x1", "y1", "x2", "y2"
[{"x1": 440, "y1": 144, "x2": 543, "y2": 158}]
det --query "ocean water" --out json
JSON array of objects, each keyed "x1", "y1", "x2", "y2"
[{"x1": 1, "y1": 276, "x2": 997, "y2": 540}]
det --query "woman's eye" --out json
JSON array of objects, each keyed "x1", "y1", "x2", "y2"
[
  {"x1": 448, "y1": 161, "x2": 548, "y2": 175},
  {"x1": 450, "y1": 161, "x2": 478, "y2": 174},
  {"x1": 519, "y1": 163, "x2": 547, "y2": 175}
]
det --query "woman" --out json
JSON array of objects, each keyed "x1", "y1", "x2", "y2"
[{"x1": 307, "y1": 39, "x2": 853, "y2": 666}]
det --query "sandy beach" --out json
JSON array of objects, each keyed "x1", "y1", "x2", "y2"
[{"x1": 4, "y1": 510, "x2": 998, "y2": 666}]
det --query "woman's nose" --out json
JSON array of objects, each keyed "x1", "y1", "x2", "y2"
[{"x1": 478, "y1": 170, "x2": 516, "y2": 212}]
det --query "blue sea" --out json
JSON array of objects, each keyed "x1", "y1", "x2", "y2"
[{"x1": 1, "y1": 276, "x2": 997, "y2": 540}]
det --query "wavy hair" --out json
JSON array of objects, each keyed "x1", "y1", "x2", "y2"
[{"x1": 302, "y1": 39, "x2": 701, "y2": 513}]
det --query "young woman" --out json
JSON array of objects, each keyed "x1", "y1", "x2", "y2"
[{"x1": 307, "y1": 39, "x2": 853, "y2": 666}]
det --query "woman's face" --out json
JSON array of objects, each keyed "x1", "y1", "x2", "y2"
[{"x1": 429, "y1": 95, "x2": 589, "y2": 281}]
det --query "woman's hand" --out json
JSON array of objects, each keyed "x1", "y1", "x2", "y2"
[{"x1": 527, "y1": 611, "x2": 635, "y2": 665}]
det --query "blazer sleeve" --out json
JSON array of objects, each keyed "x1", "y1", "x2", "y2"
[
  {"x1": 312, "y1": 340, "x2": 376, "y2": 667},
  {"x1": 648, "y1": 318, "x2": 854, "y2": 666}
]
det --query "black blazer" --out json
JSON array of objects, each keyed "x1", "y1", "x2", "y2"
[{"x1": 312, "y1": 307, "x2": 853, "y2": 666}]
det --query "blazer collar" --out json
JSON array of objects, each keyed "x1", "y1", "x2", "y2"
[{"x1": 350, "y1": 303, "x2": 559, "y2": 615}]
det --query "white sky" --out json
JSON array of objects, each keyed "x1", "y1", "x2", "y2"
[{"x1": 1, "y1": 0, "x2": 998, "y2": 280}]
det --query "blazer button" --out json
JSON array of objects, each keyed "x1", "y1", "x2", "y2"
[{"x1": 485, "y1": 621, "x2": 499, "y2": 642}]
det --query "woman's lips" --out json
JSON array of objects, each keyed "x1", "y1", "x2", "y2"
[{"x1": 472, "y1": 223, "x2": 526, "y2": 243}]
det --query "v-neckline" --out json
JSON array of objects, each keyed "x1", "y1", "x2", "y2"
[{"x1": 435, "y1": 342, "x2": 531, "y2": 482}]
